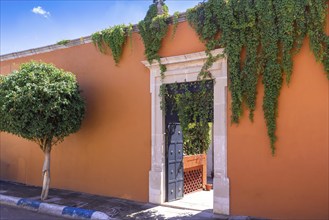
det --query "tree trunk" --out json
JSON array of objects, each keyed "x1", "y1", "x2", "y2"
[{"x1": 41, "y1": 149, "x2": 51, "y2": 200}]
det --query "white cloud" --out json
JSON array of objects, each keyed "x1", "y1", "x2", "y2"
[{"x1": 32, "y1": 6, "x2": 50, "y2": 18}]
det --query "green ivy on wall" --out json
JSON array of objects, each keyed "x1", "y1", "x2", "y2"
[
  {"x1": 186, "y1": 0, "x2": 329, "y2": 154},
  {"x1": 91, "y1": 24, "x2": 132, "y2": 64},
  {"x1": 138, "y1": 2, "x2": 170, "y2": 77},
  {"x1": 186, "y1": 0, "x2": 224, "y2": 80},
  {"x1": 56, "y1": 40, "x2": 70, "y2": 46},
  {"x1": 171, "y1": 11, "x2": 180, "y2": 39},
  {"x1": 89, "y1": 0, "x2": 328, "y2": 155}
]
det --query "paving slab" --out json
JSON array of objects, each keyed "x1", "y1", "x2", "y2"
[{"x1": 165, "y1": 190, "x2": 213, "y2": 211}]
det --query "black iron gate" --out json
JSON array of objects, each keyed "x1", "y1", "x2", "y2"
[{"x1": 166, "y1": 123, "x2": 184, "y2": 202}]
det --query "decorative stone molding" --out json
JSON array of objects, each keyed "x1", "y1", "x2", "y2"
[{"x1": 142, "y1": 49, "x2": 229, "y2": 215}]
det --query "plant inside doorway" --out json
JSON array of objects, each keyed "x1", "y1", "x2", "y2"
[
  {"x1": 163, "y1": 80, "x2": 213, "y2": 156},
  {"x1": 164, "y1": 80, "x2": 213, "y2": 194}
]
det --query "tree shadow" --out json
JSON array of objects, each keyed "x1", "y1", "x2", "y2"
[{"x1": 124, "y1": 205, "x2": 267, "y2": 220}]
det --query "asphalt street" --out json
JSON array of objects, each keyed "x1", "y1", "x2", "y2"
[{"x1": 0, "y1": 205, "x2": 63, "y2": 220}]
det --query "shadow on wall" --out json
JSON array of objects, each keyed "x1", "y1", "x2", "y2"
[
  {"x1": 76, "y1": 80, "x2": 97, "y2": 131},
  {"x1": 76, "y1": 72, "x2": 120, "y2": 134},
  {"x1": 0, "y1": 160, "x2": 10, "y2": 180},
  {"x1": 0, "y1": 157, "x2": 27, "y2": 184}
]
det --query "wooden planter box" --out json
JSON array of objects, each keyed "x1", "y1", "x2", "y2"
[{"x1": 183, "y1": 154, "x2": 207, "y2": 194}]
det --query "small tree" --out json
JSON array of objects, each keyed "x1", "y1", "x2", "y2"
[{"x1": 0, "y1": 61, "x2": 85, "y2": 200}]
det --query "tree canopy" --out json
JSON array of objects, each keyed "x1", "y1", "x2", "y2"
[{"x1": 0, "y1": 61, "x2": 85, "y2": 150}]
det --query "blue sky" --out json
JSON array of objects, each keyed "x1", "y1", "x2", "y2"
[{"x1": 0, "y1": 0, "x2": 201, "y2": 55}]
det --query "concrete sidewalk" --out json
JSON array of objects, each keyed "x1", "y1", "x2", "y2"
[{"x1": 0, "y1": 180, "x2": 258, "y2": 220}]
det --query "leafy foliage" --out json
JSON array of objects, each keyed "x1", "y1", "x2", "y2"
[
  {"x1": 323, "y1": 36, "x2": 329, "y2": 77},
  {"x1": 103, "y1": 25, "x2": 126, "y2": 64},
  {"x1": 187, "y1": 0, "x2": 222, "y2": 52},
  {"x1": 91, "y1": 24, "x2": 131, "y2": 64},
  {"x1": 91, "y1": 31, "x2": 105, "y2": 53},
  {"x1": 186, "y1": 1, "x2": 224, "y2": 80},
  {"x1": 0, "y1": 61, "x2": 85, "y2": 152},
  {"x1": 171, "y1": 11, "x2": 180, "y2": 39},
  {"x1": 163, "y1": 81, "x2": 213, "y2": 155},
  {"x1": 186, "y1": 0, "x2": 329, "y2": 154},
  {"x1": 138, "y1": 2, "x2": 169, "y2": 77},
  {"x1": 0, "y1": 75, "x2": 4, "y2": 83},
  {"x1": 127, "y1": 23, "x2": 133, "y2": 49},
  {"x1": 256, "y1": 0, "x2": 282, "y2": 154},
  {"x1": 57, "y1": 40, "x2": 70, "y2": 46}
]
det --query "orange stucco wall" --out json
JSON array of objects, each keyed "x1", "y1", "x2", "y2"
[
  {"x1": 228, "y1": 15, "x2": 329, "y2": 219},
  {"x1": 0, "y1": 32, "x2": 153, "y2": 201},
  {"x1": 0, "y1": 22, "x2": 205, "y2": 202},
  {"x1": 1, "y1": 17, "x2": 328, "y2": 219},
  {"x1": 228, "y1": 38, "x2": 328, "y2": 219}
]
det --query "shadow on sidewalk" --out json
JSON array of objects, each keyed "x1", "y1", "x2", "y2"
[{"x1": 0, "y1": 181, "x2": 261, "y2": 220}]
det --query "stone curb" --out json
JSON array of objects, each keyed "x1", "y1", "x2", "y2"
[{"x1": 0, "y1": 194, "x2": 111, "y2": 219}]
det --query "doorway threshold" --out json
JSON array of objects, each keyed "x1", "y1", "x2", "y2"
[{"x1": 163, "y1": 190, "x2": 213, "y2": 212}]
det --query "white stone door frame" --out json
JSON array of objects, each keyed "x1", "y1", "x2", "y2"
[{"x1": 142, "y1": 49, "x2": 229, "y2": 215}]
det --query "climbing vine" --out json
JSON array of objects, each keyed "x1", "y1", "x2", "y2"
[
  {"x1": 324, "y1": 36, "x2": 329, "y2": 75},
  {"x1": 57, "y1": 40, "x2": 70, "y2": 46},
  {"x1": 186, "y1": 0, "x2": 329, "y2": 154},
  {"x1": 163, "y1": 81, "x2": 213, "y2": 155},
  {"x1": 186, "y1": 0, "x2": 223, "y2": 80},
  {"x1": 257, "y1": 0, "x2": 282, "y2": 154},
  {"x1": 138, "y1": 1, "x2": 170, "y2": 77},
  {"x1": 171, "y1": 11, "x2": 180, "y2": 39},
  {"x1": 89, "y1": 0, "x2": 328, "y2": 155},
  {"x1": 91, "y1": 24, "x2": 132, "y2": 64}
]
